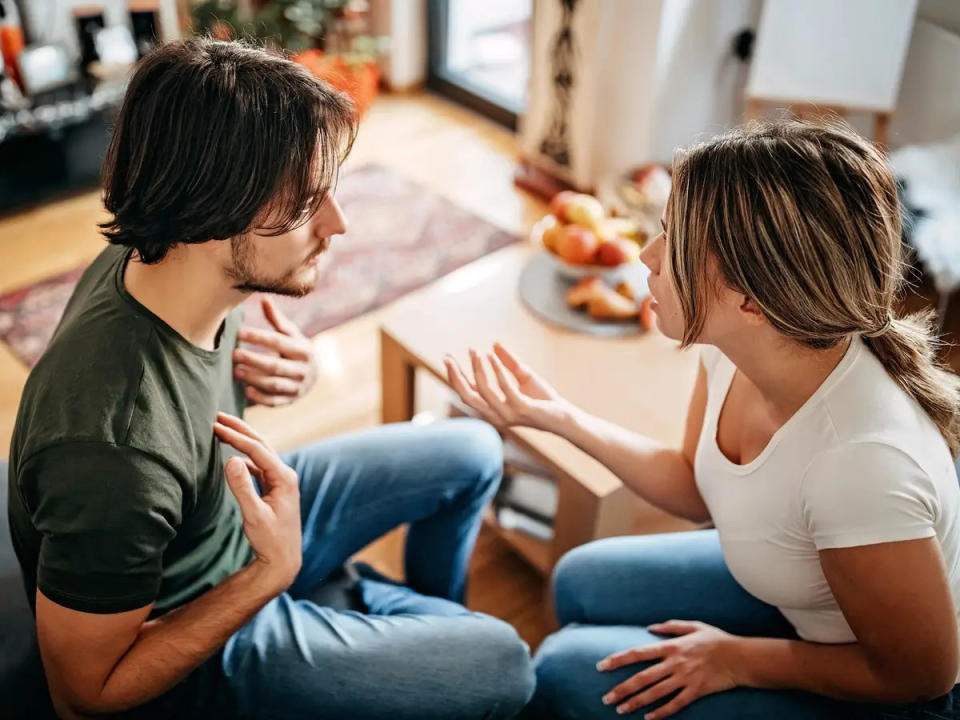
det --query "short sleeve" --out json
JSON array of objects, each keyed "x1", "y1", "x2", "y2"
[
  {"x1": 800, "y1": 442, "x2": 938, "y2": 550},
  {"x1": 19, "y1": 443, "x2": 183, "y2": 613}
]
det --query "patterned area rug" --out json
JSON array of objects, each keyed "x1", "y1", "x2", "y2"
[{"x1": 0, "y1": 164, "x2": 517, "y2": 368}]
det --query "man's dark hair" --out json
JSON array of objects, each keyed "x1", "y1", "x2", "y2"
[{"x1": 100, "y1": 38, "x2": 357, "y2": 263}]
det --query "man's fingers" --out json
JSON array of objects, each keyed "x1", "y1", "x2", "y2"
[
  {"x1": 261, "y1": 297, "x2": 301, "y2": 337},
  {"x1": 598, "y1": 644, "x2": 669, "y2": 671},
  {"x1": 237, "y1": 326, "x2": 309, "y2": 361},
  {"x1": 216, "y1": 411, "x2": 268, "y2": 445},
  {"x1": 236, "y1": 367, "x2": 301, "y2": 397},
  {"x1": 224, "y1": 457, "x2": 266, "y2": 519},
  {"x1": 214, "y1": 421, "x2": 284, "y2": 474},
  {"x1": 234, "y1": 348, "x2": 307, "y2": 380},
  {"x1": 245, "y1": 385, "x2": 294, "y2": 408}
]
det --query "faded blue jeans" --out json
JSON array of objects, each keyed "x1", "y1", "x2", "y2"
[
  {"x1": 525, "y1": 531, "x2": 960, "y2": 720},
  {"x1": 218, "y1": 419, "x2": 535, "y2": 720}
]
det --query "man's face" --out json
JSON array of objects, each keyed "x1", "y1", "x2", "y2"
[{"x1": 227, "y1": 194, "x2": 348, "y2": 297}]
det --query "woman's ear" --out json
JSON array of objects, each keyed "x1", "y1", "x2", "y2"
[{"x1": 737, "y1": 293, "x2": 766, "y2": 326}]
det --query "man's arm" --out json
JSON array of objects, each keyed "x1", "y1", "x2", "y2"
[
  {"x1": 37, "y1": 413, "x2": 302, "y2": 717},
  {"x1": 38, "y1": 560, "x2": 285, "y2": 717}
]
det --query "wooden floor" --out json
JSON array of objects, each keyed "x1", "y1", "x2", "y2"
[{"x1": 0, "y1": 92, "x2": 553, "y2": 648}]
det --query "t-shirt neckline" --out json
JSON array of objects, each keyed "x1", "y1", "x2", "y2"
[
  {"x1": 710, "y1": 338, "x2": 862, "y2": 475},
  {"x1": 113, "y1": 248, "x2": 226, "y2": 363}
]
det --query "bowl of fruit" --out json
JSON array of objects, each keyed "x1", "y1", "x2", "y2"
[{"x1": 533, "y1": 191, "x2": 647, "y2": 282}]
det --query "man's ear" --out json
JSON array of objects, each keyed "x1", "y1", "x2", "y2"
[{"x1": 737, "y1": 293, "x2": 766, "y2": 326}]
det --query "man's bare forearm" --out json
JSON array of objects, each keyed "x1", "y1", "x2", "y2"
[
  {"x1": 83, "y1": 561, "x2": 283, "y2": 715},
  {"x1": 546, "y1": 406, "x2": 710, "y2": 522}
]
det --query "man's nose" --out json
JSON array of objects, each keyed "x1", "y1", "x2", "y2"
[{"x1": 322, "y1": 196, "x2": 348, "y2": 236}]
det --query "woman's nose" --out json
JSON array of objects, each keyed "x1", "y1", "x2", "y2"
[{"x1": 641, "y1": 232, "x2": 663, "y2": 273}]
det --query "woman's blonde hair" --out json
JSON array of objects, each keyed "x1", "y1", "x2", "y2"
[{"x1": 667, "y1": 121, "x2": 960, "y2": 455}]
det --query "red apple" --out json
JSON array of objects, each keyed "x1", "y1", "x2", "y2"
[
  {"x1": 549, "y1": 190, "x2": 580, "y2": 222},
  {"x1": 596, "y1": 238, "x2": 640, "y2": 266},
  {"x1": 555, "y1": 225, "x2": 600, "y2": 264}
]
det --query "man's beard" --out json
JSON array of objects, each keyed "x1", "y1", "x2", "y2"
[{"x1": 227, "y1": 235, "x2": 324, "y2": 298}]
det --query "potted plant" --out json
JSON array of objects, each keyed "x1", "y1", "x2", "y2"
[{"x1": 187, "y1": 0, "x2": 388, "y2": 118}]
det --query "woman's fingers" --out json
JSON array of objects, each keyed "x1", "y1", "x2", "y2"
[
  {"x1": 444, "y1": 356, "x2": 498, "y2": 422},
  {"x1": 644, "y1": 686, "x2": 698, "y2": 720},
  {"x1": 492, "y1": 342, "x2": 531, "y2": 382},
  {"x1": 603, "y1": 660, "x2": 675, "y2": 707},
  {"x1": 616, "y1": 675, "x2": 685, "y2": 717},
  {"x1": 649, "y1": 620, "x2": 701, "y2": 636},
  {"x1": 470, "y1": 350, "x2": 512, "y2": 418},
  {"x1": 598, "y1": 643, "x2": 670, "y2": 671},
  {"x1": 488, "y1": 351, "x2": 525, "y2": 404}
]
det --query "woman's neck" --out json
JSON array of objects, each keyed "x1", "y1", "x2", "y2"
[{"x1": 717, "y1": 331, "x2": 851, "y2": 425}]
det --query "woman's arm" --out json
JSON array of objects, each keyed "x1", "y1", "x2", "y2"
[
  {"x1": 736, "y1": 536, "x2": 958, "y2": 703},
  {"x1": 556, "y1": 361, "x2": 710, "y2": 522},
  {"x1": 444, "y1": 344, "x2": 710, "y2": 523}
]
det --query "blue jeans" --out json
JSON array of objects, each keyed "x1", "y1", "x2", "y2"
[
  {"x1": 218, "y1": 419, "x2": 535, "y2": 720},
  {"x1": 525, "y1": 531, "x2": 960, "y2": 720}
]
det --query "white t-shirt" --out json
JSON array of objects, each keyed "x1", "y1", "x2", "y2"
[{"x1": 695, "y1": 338, "x2": 960, "y2": 652}]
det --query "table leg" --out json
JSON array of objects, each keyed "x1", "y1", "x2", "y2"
[{"x1": 380, "y1": 329, "x2": 417, "y2": 423}]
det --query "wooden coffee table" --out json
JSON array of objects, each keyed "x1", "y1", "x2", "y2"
[{"x1": 380, "y1": 242, "x2": 701, "y2": 575}]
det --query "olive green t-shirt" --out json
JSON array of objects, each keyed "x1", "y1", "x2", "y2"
[{"x1": 7, "y1": 244, "x2": 251, "y2": 617}]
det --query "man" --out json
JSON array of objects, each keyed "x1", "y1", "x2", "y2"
[{"x1": 7, "y1": 38, "x2": 533, "y2": 719}]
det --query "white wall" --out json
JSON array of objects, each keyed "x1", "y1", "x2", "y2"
[
  {"x1": 369, "y1": 0, "x2": 427, "y2": 90},
  {"x1": 650, "y1": 0, "x2": 760, "y2": 162}
]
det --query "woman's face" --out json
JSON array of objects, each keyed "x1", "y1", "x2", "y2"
[
  {"x1": 640, "y1": 204, "x2": 755, "y2": 345},
  {"x1": 639, "y1": 214, "x2": 687, "y2": 341}
]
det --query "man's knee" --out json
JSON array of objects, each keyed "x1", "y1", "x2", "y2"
[
  {"x1": 461, "y1": 616, "x2": 535, "y2": 718},
  {"x1": 442, "y1": 417, "x2": 503, "y2": 485}
]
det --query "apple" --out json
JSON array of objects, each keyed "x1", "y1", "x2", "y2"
[
  {"x1": 549, "y1": 190, "x2": 580, "y2": 222},
  {"x1": 564, "y1": 194, "x2": 606, "y2": 231},
  {"x1": 542, "y1": 222, "x2": 565, "y2": 253},
  {"x1": 596, "y1": 237, "x2": 641, "y2": 266},
  {"x1": 555, "y1": 225, "x2": 600, "y2": 264}
]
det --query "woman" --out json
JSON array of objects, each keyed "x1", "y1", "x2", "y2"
[{"x1": 445, "y1": 122, "x2": 960, "y2": 719}]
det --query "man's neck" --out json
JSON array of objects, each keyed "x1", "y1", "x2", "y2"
[{"x1": 123, "y1": 244, "x2": 246, "y2": 351}]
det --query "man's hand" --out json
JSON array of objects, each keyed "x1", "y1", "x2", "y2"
[
  {"x1": 597, "y1": 621, "x2": 742, "y2": 718},
  {"x1": 214, "y1": 412, "x2": 302, "y2": 589},
  {"x1": 234, "y1": 297, "x2": 318, "y2": 407}
]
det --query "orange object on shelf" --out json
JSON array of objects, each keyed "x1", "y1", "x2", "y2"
[
  {"x1": 293, "y1": 49, "x2": 381, "y2": 119},
  {"x1": 0, "y1": 23, "x2": 24, "y2": 88}
]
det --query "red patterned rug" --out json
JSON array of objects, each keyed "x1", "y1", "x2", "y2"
[{"x1": 0, "y1": 164, "x2": 517, "y2": 368}]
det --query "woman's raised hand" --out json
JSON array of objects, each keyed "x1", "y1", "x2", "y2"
[{"x1": 444, "y1": 343, "x2": 574, "y2": 433}]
